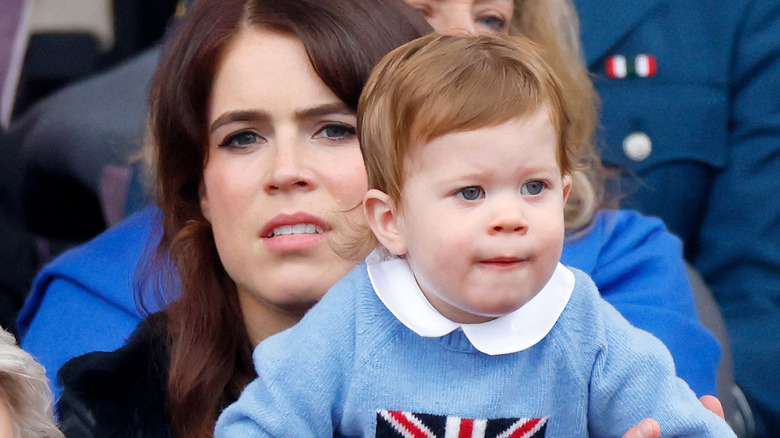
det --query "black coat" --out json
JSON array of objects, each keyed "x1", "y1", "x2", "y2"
[{"x1": 57, "y1": 313, "x2": 172, "y2": 437}]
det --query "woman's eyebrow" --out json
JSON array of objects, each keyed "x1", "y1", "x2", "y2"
[
  {"x1": 208, "y1": 103, "x2": 353, "y2": 133},
  {"x1": 209, "y1": 110, "x2": 270, "y2": 133},
  {"x1": 295, "y1": 102, "x2": 354, "y2": 120}
]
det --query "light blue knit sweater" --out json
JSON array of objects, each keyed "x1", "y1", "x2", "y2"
[{"x1": 216, "y1": 264, "x2": 734, "y2": 437}]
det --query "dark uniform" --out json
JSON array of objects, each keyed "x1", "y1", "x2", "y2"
[{"x1": 575, "y1": 0, "x2": 780, "y2": 435}]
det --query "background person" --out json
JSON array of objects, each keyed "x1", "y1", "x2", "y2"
[
  {"x1": 0, "y1": 0, "x2": 35, "y2": 337},
  {"x1": 0, "y1": 328, "x2": 62, "y2": 438},
  {"x1": 575, "y1": 3, "x2": 780, "y2": 433}
]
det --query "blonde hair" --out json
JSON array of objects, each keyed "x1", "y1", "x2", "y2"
[
  {"x1": 0, "y1": 330, "x2": 62, "y2": 438},
  {"x1": 359, "y1": 33, "x2": 586, "y2": 206},
  {"x1": 511, "y1": 0, "x2": 608, "y2": 231}
]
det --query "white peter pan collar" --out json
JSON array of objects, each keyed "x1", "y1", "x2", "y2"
[{"x1": 365, "y1": 248, "x2": 574, "y2": 356}]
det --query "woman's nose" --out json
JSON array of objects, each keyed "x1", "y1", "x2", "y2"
[{"x1": 264, "y1": 142, "x2": 315, "y2": 193}]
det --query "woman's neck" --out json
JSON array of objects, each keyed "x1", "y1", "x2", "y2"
[{"x1": 236, "y1": 288, "x2": 309, "y2": 347}]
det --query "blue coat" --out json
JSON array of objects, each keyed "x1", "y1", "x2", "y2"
[
  {"x1": 17, "y1": 207, "x2": 719, "y2": 402},
  {"x1": 576, "y1": 0, "x2": 780, "y2": 432}
]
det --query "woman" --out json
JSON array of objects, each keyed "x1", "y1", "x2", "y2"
[
  {"x1": 40, "y1": 0, "x2": 717, "y2": 437},
  {"x1": 56, "y1": 0, "x2": 432, "y2": 436}
]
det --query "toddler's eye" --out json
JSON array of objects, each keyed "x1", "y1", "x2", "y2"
[
  {"x1": 521, "y1": 180, "x2": 546, "y2": 196},
  {"x1": 458, "y1": 186, "x2": 484, "y2": 201},
  {"x1": 220, "y1": 131, "x2": 261, "y2": 148}
]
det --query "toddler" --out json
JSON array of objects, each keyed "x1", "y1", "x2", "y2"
[{"x1": 216, "y1": 33, "x2": 734, "y2": 437}]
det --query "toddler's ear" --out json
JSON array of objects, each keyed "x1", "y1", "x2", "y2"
[
  {"x1": 561, "y1": 173, "x2": 572, "y2": 205},
  {"x1": 363, "y1": 189, "x2": 408, "y2": 256}
]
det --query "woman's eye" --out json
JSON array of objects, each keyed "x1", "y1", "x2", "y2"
[
  {"x1": 315, "y1": 124, "x2": 356, "y2": 141},
  {"x1": 219, "y1": 131, "x2": 261, "y2": 148},
  {"x1": 457, "y1": 186, "x2": 484, "y2": 201},
  {"x1": 521, "y1": 180, "x2": 546, "y2": 196},
  {"x1": 477, "y1": 15, "x2": 507, "y2": 33}
]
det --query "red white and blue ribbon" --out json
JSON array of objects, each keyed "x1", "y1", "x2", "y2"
[{"x1": 606, "y1": 54, "x2": 657, "y2": 79}]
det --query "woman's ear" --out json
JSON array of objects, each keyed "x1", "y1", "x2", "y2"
[
  {"x1": 363, "y1": 189, "x2": 407, "y2": 256},
  {"x1": 199, "y1": 181, "x2": 212, "y2": 222}
]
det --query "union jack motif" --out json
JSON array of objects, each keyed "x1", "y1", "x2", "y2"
[{"x1": 376, "y1": 410, "x2": 547, "y2": 438}]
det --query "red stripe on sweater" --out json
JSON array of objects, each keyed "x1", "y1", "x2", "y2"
[
  {"x1": 507, "y1": 418, "x2": 541, "y2": 438},
  {"x1": 458, "y1": 418, "x2": 474, "y2": 438},
  {"x1": 388, "y1": 411, "x2": 431, "y2": 438}
]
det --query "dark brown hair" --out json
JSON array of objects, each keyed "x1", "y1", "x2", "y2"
[{"x1": 144, "y1": 0, "x2": 431, "y2": 436}]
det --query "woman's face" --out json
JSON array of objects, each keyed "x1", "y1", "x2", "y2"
[
  {"x1": 405, "y1": 0, "x2": 514, "y2": 35},
  {"x1": 201, "y1": 28, "x2": 368, "y2": 340}
]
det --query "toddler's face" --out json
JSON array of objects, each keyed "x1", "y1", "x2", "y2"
[{"x1": 393, "y1": 109, "x2": 570, "y2": 323}]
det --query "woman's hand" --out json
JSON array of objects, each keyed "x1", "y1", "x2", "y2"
[{"x1": 621, "y1": 396, "x2": 725, "y2": 438}]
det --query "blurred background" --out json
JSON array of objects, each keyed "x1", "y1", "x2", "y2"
[
  {"x1": 1, "y1": 0, "x2": 179, "y2": 334},
  {"x1": 5, "y1": 0, "x2": 177, "y2": 123}
]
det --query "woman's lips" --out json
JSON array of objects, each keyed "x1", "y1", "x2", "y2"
[
  {"x1": 265, "y1": 223, "x2": 324, "y2": 238},
  {"x1": 260, "y1": 213, "x2": 329, "y2": 252}
]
